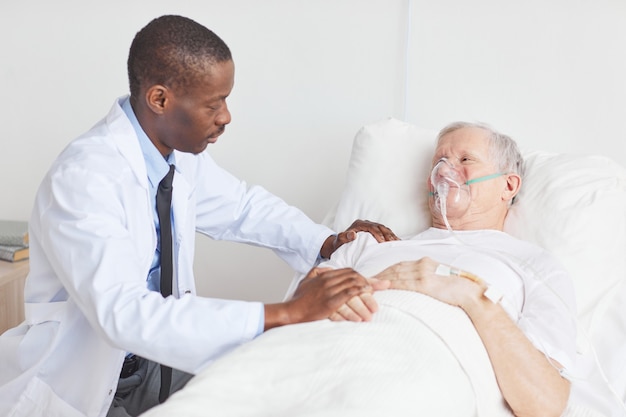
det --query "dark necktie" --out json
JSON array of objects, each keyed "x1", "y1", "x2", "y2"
[{"x1": 156, "y1": 164, "x2": 175, "y2": 403}]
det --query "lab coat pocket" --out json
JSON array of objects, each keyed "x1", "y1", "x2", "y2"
[
  {"x1": 11, "y1": 376, "x2": 85, "y2": 417},
  {"x1": 0, "y1": 320, "x2": 59, "y2": 382},
  {"x1": 19, "y1": 320, "x2": 60, "y2": 370},
  {"x1": 0, "y1": 320, "x2": 76, "y2": 417},
  {"x1": 16, "y1": 301, "x2": 68, "y2": 371}
]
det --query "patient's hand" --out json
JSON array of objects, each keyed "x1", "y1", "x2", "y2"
[
  {"x1": 372, "y1": 257, "x2": 439, "y2": 286},
  {"x1": 320, "y1": 220, "x2": 400, "y2": 259},
  {"x1": 328, "y1": 277, "x2": 390, "y2": 322},
  {"x1": 373, "y1": 257, "x2": 485, "y2": 308}
]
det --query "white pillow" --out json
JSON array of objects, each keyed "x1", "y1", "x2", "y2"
[
  {"x1": 330, "y1": 118, "x2": 437, "y2": 238},
  {"x1": 504, "y1": 151, "x2": 626, "y2": 327}
]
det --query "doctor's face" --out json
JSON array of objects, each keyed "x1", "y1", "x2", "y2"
[{"x1": 157, "y1": 59, "x2": 234, "y2": 155}]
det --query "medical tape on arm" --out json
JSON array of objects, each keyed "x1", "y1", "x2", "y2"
[{"x1": 435, "y1": 264, "x2": 503, "y2": 303}]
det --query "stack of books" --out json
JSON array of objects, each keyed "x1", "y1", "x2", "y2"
[{"x1": 0, "y1": 220, "x2": 29, "y2": 262}]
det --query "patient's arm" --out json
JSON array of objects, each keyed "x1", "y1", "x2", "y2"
[
  {"x1": 376, "y1": 258, "x2": 570, "y2": 417},
  {"x1": 465, "y1": 295, "x2": 570, "y2": 417}
]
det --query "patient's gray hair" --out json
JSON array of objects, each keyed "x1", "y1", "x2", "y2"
[{"x1": 436, "y1": 121, "x2": 525, "y2": 179}]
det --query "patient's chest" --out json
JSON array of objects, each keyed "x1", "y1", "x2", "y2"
[{"x1": 351, "y1": 237, "x2": 525, "y2": 320}]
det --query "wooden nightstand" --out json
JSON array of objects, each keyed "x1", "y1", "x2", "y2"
[{"x1": 0, "y1": 260, "x2": 29, "y2": 334}]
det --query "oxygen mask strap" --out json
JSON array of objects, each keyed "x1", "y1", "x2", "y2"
[{"x1": 465, "y1": 172, "x2": 505, "y2": 185}]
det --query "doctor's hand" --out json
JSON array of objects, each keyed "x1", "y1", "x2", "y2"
[
  {"x1": 320, "y1": 219, "x2": 400, "y2": 259},
  {"x1": 372, "y1": 257, "x2": 486, "y2": 309},
  {"x1": 264, "y1": 267, "x2": 389, "y2": 331}
]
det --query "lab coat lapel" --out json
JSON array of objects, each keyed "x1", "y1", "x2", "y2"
[
  {"x1": 105, "y1": 98, "x2": 150, "y2": 191},
  {"x1": 105, "y1": 98, "x2": 157, "y2": 258}
]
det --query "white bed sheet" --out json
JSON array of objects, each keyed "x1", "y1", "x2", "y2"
[{"x1": 142, "y1": 290, "x2": 512, "y2": 417}]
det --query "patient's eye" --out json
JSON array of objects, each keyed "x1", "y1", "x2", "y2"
[{"x1": 459, "y1": 154, "x2": 477, "y2": 164}]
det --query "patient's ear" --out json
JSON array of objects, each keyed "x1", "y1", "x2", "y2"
[{"x1": 502, "y1": 173, "x2": 522, "y2": 203}]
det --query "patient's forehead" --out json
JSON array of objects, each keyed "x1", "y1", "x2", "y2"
[{"x1": 433, "y1": 127, "x2": 491, "y2": 162}]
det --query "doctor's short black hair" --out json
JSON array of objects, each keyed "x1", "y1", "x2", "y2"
[{"x1": 127, "y1": 15, "x2": 232, "y2": 98}]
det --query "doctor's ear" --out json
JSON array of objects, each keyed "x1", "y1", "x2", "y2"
[{"x1": 145, "y1": 85, "x2": 169, "y2": 115}]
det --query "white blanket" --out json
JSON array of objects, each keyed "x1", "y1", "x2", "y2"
[{"x1": 141, "y1": 290, "x2": 513, "y2": 417}]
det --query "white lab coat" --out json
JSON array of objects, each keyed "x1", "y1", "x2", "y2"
[{"x1": 0, "y1": 98, "x2": 333, "y2": 417}]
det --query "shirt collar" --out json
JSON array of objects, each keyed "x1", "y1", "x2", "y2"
[{"x1": 121, "y1": 96, "x2": 175, "y2": 187}]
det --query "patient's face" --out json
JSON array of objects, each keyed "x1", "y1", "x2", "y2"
[{"x1": 429, "y1": 127, "x2": 507, "y2": 224}]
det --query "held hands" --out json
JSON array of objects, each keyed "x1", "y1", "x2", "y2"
[
  {"x1": 319, "y1": 219, "x2": 398, "y2": 322},
  {"x1": 320, "y1": 220, "x2": 400, "y2": 259},
  {"x1": 264, "y1": 267, "x2": 390, "y2": 330},
  {"x1": 327, "y1": 286, "x2": 384, "y2": 322},
  {"x1": 328, "y1": 257, "x2": 486, "y2": 322},
  {"x1": 265, "y1": 220, "x2": 398, "y2": 330}
]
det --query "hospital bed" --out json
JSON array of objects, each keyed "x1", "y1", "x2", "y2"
[{"x1": 142, "y1": 118, "x2": 626, "y2": 417}]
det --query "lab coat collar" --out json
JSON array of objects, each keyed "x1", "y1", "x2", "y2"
[{"x1": 105, "y1": 96, "x2": 150, "y2": 191}]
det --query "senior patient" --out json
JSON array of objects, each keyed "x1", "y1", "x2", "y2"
[{"x1": 323, "y1": 122, "x2": 577, "y2": 417}]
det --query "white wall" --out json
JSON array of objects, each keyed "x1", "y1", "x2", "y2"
[
  {"x1": 2, "y1": 1, "x2": 624, "y2": 303},
  {"x1": 406, "y1": 0, "x2": 626, "y2": 159}
]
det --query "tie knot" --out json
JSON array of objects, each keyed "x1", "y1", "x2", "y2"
[{"x1": 159, "y1": 164, "x2": 175, "y2": 191}]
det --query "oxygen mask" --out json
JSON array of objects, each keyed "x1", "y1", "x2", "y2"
[
  {"x1": 430, "y1": 158, "x2": 505, "y2": 230},
  {"x1": 430, "y1": 158, "x2": 471, "y2": 221}
]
